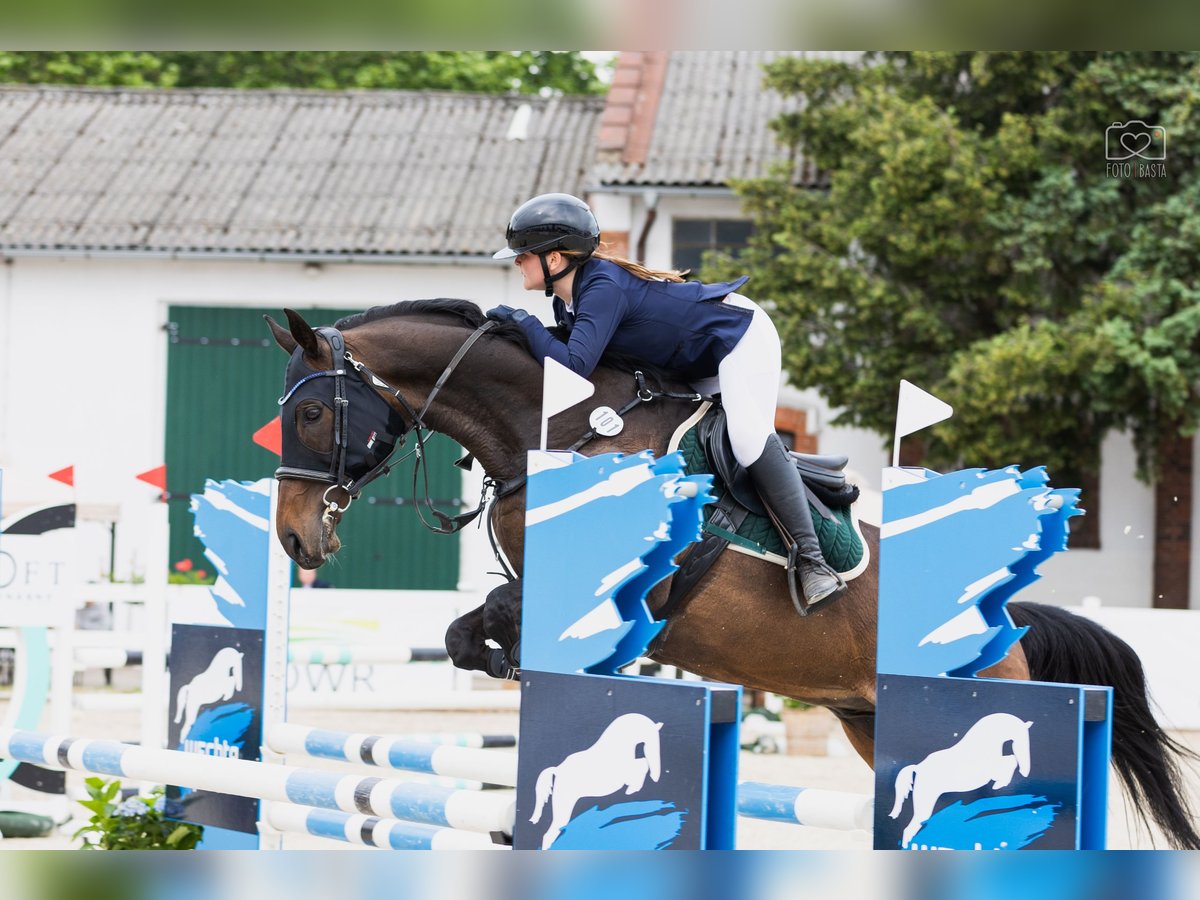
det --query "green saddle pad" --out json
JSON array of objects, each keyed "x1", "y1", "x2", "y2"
[{"x1": 677, "y1": 425, "x2": 864, "y2": 575}]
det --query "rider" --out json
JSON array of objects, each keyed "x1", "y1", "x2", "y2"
[{"x1": 488, "y1": 192, "x2": 846, "y2": 610}]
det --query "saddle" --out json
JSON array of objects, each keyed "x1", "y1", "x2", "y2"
[
  {"x1": 693, "y1": 405, "x2": 859, "y2": 520},
  {"x1": 660, "y1": 403, "x2": 864, "y2": 621}
]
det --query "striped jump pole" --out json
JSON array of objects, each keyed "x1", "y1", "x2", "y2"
[
  {"x1": 261, "y1": 803, "x2": 506, "y2": 850},
  {"x1": 266, "y1": 724, "x2": 518, "y2": 787},
  {"x1": 287, "y1": 645, "x2": 448, "y2": 665},
  {"x1": 285, "y1": 690, "x2": 521, "y2": 712},
  {"x1": 0, "y1": 730, "x2": 515, "y2": 835},
  {"x1": 74, "y1": 648, "x2": 144, "y2": 669},
  {"x1": 371, "y1": 732, "x2": 517, "y2": 749},
  {"x1": 737, "y1": 782, "x2": 873, "y2": 833}
]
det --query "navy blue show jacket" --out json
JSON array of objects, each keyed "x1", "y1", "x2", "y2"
[{"x1": 515, "y1": 258, "x2": 753, "y2": 380}]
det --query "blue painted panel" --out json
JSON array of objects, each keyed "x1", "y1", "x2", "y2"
[
  {"x1": 189, "y1": 479, "x2": 272, "y2": 631},
  {"x1": 879, "y1": 467, "x2": 1081, "y2": 678},
  {"x1": 522, "y1": 452, "x2": 711, "y2": 676},
  {"x1": 195, "y1": 823, "x2": 260, "y2": 849}
]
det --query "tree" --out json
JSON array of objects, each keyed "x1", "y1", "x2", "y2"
[
  {"x1": 704, "y1": 51, "x2": 1200, "y2": 607},
  {"x1": 0, "y1": 51, "x2": 605, "y2": 95}
]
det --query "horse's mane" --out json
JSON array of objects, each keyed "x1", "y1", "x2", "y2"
[
  {"x1": 334, "y1": 298, "x2": 491, "y2": 333},
  {"x1": 334, "y1": 298, "x2": 678, "y2": 385}
]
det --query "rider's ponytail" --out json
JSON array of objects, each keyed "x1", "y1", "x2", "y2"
[{"x1": 561, "y1": 246, "x2": 688, "y2": 283}]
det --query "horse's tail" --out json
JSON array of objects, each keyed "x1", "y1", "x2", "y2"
[
  {"x1": 1010, "y1": 601, "x2": 1200, "y2": 849},
  {"x1": 173, "y1": 684, "x2": 188, "y2": 724},
  {"x1": 530, "y1": 766, "x2": 556, "y2": 825},
  {"x1": 888, "y1": 765, "x2": 917, "y2": 820}
]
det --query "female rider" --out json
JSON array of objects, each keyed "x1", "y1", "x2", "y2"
[{"x1": 488, "y1": 192, "x2": 845, "y2": 611}]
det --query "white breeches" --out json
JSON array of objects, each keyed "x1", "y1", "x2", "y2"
[{"x1": 689, "y1": 293, "x2": 781, "y2": 467}]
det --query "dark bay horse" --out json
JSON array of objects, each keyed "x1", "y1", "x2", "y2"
[{"x1": 266, "y1": 300, "x2": 1199, "y2": 849}]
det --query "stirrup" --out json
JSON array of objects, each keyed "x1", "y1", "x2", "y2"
[{"x1": 785, "y1": 546, "x2": 847, "y2": 618}]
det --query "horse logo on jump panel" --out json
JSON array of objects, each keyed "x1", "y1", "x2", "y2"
[
  {"x1": 174, "y1": 646, "x2": 244, "y2": 739},
  {"x1": 530, "y1": 713, "x2": 665, "y2": 850},
  {"x1": 889, "y1": 712, "x2": 1033, "y2": 848}
]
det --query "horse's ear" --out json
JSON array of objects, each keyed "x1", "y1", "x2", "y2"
[
  {"x1": 265, "y1": 314, "x2": 297, "y2": 354},
  {"x1": 283, "y1": 308, "x2": 322, "y2": 359}
]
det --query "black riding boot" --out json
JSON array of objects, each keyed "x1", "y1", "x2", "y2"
[{"x1": 747, "y1": 434, "x2": 847, "y2": 613}]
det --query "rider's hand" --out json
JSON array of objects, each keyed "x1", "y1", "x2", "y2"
[{"x1": 486, "y1": 305, "x2": 529, "y2": 324}]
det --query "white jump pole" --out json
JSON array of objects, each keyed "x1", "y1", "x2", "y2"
[
  {"x1": 267, "y1": 723, "x2": 518, "y2": 787},
  {"x1": 261, "y1": 802, "x2": 505, "y2": 851},
  {"x1": 737, "y1": 782, "x2": 873, "y2": 832},
  {"x1": 0, "y1": 730, "x2": 516, "y2": 835}
]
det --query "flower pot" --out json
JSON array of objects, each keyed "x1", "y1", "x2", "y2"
[{"x1": 780, "y1": 705, "x2": 837, "y2": 756}]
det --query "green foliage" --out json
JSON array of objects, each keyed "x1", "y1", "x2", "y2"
[
  {"x1": 73, "y1": 777, "x2": 204, "y2": 850},
  {"x1": 0, "y1": 51, "x2": 605, "y2": 95},
  {"x1": 705, "y1": 51, "x2": 1200, "y2": 480}
]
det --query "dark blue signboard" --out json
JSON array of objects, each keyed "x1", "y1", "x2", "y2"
[
  {"x1": 167, "y1": 623, "x2": 264, "y2": 836},
  {"x1": 514, "y1": 670, "x2": 739, "y2": 850},
  {"x1": 874, "y1": 674, "x2": 1111, "y2": 850}
]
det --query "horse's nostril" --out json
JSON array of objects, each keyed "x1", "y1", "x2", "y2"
[{"x1": 286, "y1": 531, "x2": 303, "y2": 561}]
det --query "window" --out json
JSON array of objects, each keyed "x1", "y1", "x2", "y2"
[{"x1": 672, "y1": 218, "x2": 753, "y2": 273}]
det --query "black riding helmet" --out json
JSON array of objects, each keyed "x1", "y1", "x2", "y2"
[{"x1": 493, "y1": 193, "x2": 601, "y2": 296}]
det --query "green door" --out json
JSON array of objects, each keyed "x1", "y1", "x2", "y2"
[{"x1": 164, "y1": 305, "x2": 460, "y2": 589}]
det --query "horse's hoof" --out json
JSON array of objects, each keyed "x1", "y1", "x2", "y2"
[{"x1": 486, "y1": 648, "x2": 519, "y2": 681}]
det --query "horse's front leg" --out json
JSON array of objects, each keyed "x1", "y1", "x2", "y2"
[
  {"x1": 444, "y1": 603, "x2": 506, "y2": 677},
  {"x1": 482, "y1": 579, "x2": 523, "y2": 677}
]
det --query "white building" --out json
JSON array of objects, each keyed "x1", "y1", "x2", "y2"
[{"x1": 0, "y1": 55, "x2": 1192, "y2": 608}]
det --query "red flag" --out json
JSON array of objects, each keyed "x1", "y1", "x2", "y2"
[
  {"x1": 253, "y1": 417, "x2": 283, "y2": 456},
  {"x1": 135, "y1": 465, "x2": 168, "y2": 492},
  {"x1": 48, "y1": 465, "x2": 74, "y2": 487}
]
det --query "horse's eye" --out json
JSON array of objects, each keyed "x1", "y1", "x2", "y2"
[{"x1": 303, "y1": 406, "x2": 322, "y2": 422}]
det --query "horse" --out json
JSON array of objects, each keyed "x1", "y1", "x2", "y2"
[
  {"x1": 530, "y1": 712, "x2": 664, "y2": 850},
  {"x1": 889, "y1": 712, "x2": 1033, "y2": 848},
  {"x1": 265, "y1": 299, "x2": 1200, "y2": 850},
  {"x1": 174, "y1": 646, "x2": 244, "y2": 739}
]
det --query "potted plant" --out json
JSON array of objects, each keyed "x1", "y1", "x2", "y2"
[
  {"x1": 74, "y1": 777, "x2": 204, "y2": 850},
  {"x1": 779, "y1": 698, "x2": 837, "y2": 756}
]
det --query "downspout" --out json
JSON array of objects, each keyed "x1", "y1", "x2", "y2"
[
  {"x1": 634, "y1": 190, "x2": 660, "y2": 264},
  {"x1": 0, "y1": 258, "x2": 11, "y2": 463}
]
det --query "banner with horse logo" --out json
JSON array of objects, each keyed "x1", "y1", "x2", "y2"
[
  {"x1": 513, "y1": 670, "x2": 738, "y2": 850},
  {"x1": 167, "y1": 623, "x2": 264, "y2": 835},
  {"x1": 874, "y1": 674, "x2": 1110, "y2": 850}
]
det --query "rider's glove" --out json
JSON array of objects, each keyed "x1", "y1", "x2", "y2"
[{"x1": 486, "y1": 305, "x2": 529, "y2": 324}]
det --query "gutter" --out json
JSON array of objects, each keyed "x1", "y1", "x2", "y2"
[
  {"x1": 0, "y1": 247, "x2": 506, "y2": 267},
  {"x1": 588, "y1": 184, "x2": 739, "y2": 198},
  {"x1": 634, "y1": 191, "x2": 659, "y2": 265}
]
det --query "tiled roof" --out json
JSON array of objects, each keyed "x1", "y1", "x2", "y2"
[
  {"x1": 0, "y1": 86, "x2": 604, "y2": 258},
  {"x1": 594, "y1": 51, "x2": 858, "y2": 188}
]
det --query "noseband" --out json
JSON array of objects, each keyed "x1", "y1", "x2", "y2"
[{"x1": 276, "y1": 321, "x2": 496, "y2": 533}]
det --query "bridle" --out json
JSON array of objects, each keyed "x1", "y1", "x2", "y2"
[
  {"x1": 276, "y1": 319, "x2": 708, "y2": 580},
  {"x1": 275, "y1": 321, "x2": 497, "y2": 534}
]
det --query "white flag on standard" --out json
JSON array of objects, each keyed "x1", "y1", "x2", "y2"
[
  {"x1": 893, "y1": 380, "x2": 953, "y2": 467},
  {"x1": 541, "y1": 357, "x2": 595, "y2": 451}
]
